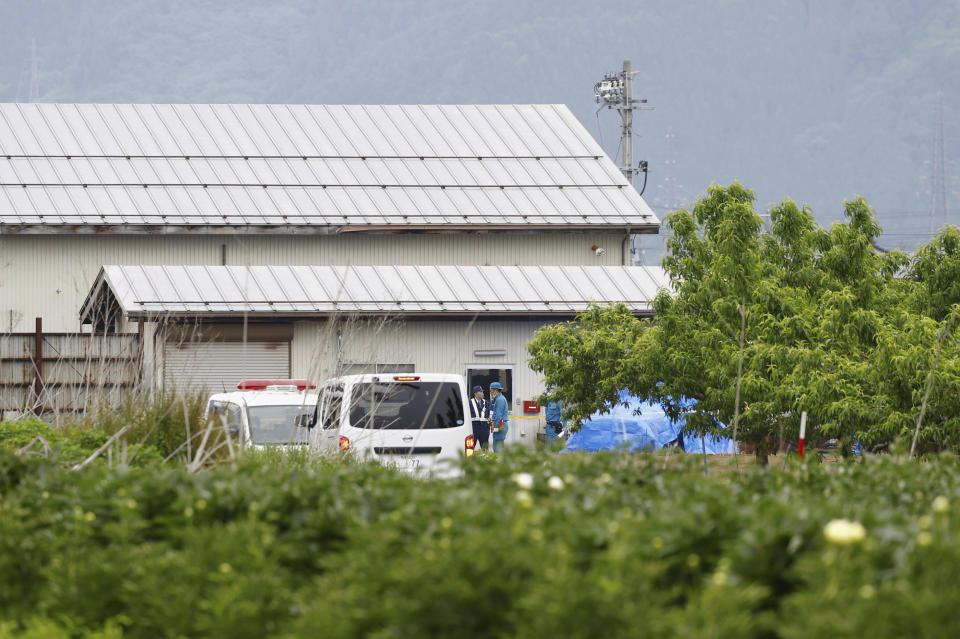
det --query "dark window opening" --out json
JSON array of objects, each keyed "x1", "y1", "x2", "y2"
[{"x1": 348, "y1": 381, "x2": 464, "y2": 430}]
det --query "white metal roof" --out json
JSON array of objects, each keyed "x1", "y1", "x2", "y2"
[
  {"x1": 81, "y1": 265, "x2": 669, "y2": 321},
  {"x1": 0, "y1": 104, "x2": 658, "y2": 233}
]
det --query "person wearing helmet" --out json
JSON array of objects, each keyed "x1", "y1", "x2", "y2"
[
  {"x1": 469, "y1": 385, "x2": 491, "y2": 450},
  {"x1": 544, "y1": 385, "x2": 567, "y2": 445},
  {"x1": 489, "y1": 381, "x2": 509, "y2": 453}
]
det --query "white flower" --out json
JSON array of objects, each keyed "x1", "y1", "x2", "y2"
[
  {"x1": 547, "y1": 476, "x2": 565, "y2": 491},
  {"x1": 512, "y1": 473, "x2": 534, "y2": 490},
  {"x1": 823, "y1": 519, "x2": 867, "y2": 546},
  {"x1": 932, "y1": 496, "x2": 949, "y2": 513}
]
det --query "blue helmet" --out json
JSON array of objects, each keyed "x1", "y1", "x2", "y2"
[
  {"x1": 471, "y1": 385, "x2": 483, "y2": 394},
  {"x1": 490, "y1": 382, "x2": 503, "y2": 390}
]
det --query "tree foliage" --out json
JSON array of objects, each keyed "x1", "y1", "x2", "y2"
[{"x1": 529, "y1": 183, "x2": 960, "y2": 456}]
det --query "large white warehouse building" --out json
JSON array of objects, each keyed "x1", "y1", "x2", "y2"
[{"x1": 1, "y1": 102, "x2": 663, "y2": 436}]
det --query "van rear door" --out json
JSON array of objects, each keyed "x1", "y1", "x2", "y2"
[{"x1": 346, "y1": 378, "x2": 466, "y2": 468}]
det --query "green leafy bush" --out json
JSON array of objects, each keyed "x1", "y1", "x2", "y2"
[{"x1": 1, "y1": 450, "x2": 959, "y2": 637}]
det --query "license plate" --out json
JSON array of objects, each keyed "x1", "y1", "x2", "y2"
[{"x1": 388, "y1": 457, "x2": 421, "y2": 471}]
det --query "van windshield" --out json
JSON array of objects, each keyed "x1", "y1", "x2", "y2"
[
  {"x1": 348, "y1": 382, "x2": 464, "y2": 430},
  {"x1": 246, "y1": 405, "x2": 312, "y2": 444}
]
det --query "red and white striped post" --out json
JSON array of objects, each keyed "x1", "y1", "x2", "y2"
[{"x1": 798, "y1": 411, "x2": 807, "y2": 458}]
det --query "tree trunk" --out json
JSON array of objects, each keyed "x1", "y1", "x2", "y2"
[
  {"x1": 731, "y1": 303, "x2": 746, "y2": 457},
  {"x1": 910, "y1": 311, "x2": 956, "y2": 457},
  {"x1": 755, "y1": 449, "x2": 769, "y2": 466}
]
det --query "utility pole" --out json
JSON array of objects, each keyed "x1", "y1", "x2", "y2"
[
  {"x1": 595, "y1": 59, "x2": 654, "y2": 263},
  {"x1": 595, "y1": 59, "x2": 653, "y2": 183}
]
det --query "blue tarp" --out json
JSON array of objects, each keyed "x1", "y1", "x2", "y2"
[{"x1": 563, "y1": 391, "x2": 735, "y2": 455}]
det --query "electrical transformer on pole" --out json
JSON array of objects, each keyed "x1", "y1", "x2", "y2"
[{"x1": 595, "y1": 59, "x2": 654, "y2": 264}]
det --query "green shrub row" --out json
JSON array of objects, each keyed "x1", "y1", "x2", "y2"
[{"x1": 1, "y1": 450, "x2": 959, "y2": 637}]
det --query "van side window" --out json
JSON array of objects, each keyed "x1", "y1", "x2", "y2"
[{"x1": 320, "y1": 385, "x2": 344, "y2": 430}]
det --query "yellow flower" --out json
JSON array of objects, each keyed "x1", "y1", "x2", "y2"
[
  {"x1": 83, "y1": 511, "x2": 96, "y2": 522},
  {"x1": 823, "y1": 519, "x2": 866, "y2": 545},
  {"x1": 219, "y1": 562, "x2": 232, "y2": 574},
  {"x1": 441, "y1": 517, "x2": 453, "y2": 529},
  {"x1": 932, "y1": 496, "x2": 949, "y2": 513},
  {"x1": 917, "y1": 531, "x2": 933, "y2": 547},
  {"x1": 858, "y1": 584, "x2": 876, "y2": 599}
]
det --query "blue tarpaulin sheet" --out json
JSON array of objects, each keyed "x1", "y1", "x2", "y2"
[{"x1": 563, "y1": 391, "x2": 735, "y2": 455}]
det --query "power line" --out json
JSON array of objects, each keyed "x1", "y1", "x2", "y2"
[{"x1": 28, "y1": 38, "x2": 39, "y2": 102}]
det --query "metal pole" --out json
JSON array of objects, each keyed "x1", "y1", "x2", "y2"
[
  {"x1": 798, "y1": 411, "x2": 807, "y2": 458},
  {"x1": 137, "y1": 318, "x2": 145, "y2": 385},
  {"x1": 621, "y1": 59, "x2": 633, "y2": 183},
  {"x1": 34, "y1": 317, "x2": 43, "y2": 415}
]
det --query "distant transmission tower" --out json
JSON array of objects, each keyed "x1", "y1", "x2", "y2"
[
  {"x1": 653, "y1": 126, "x2": 685, "y2": 212},
  {"x1": 594, "y1": 59, "x2": 654, "y2": 263},
  {"x1": 928, "y1": 92, "x2": 947, "y2": 233}
]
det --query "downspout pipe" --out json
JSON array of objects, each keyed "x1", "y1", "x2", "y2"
[{"x1": 622, "y1": 226, "x2": 632, "y2": 266}]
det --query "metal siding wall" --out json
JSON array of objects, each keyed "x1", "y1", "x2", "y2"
[
  {"x1": 0, "y1": 233, "x2": 626, "y2": 332},
  {"x1": 291, "y1": 318, "x2": 554, "y2": 448},
  {"x1": 0, "y1": 235, "x2": 220, "y2": 333},
  {"x1": 224, "y1": 233, "x2": 625, "y2": 267}
]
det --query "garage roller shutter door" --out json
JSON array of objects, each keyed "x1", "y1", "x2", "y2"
[{"x1": 163, "y1": 341, "x2": 290, "y2": 392}]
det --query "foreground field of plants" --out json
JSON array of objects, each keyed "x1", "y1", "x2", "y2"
[{"x1": 2, "y1": 439, "x2": 959, "y2": 637}]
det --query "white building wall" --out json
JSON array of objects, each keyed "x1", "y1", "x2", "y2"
[
  {"x1": 0, "y1": 233, "x2": 628, "y2": 332},
  {"x1": 291, "y1": 317, "x2": 556, "y2": 448}
]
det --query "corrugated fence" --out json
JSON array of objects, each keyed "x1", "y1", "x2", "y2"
[{"x1": 0, "y1": 319, "x2": 142, "y2": 414}]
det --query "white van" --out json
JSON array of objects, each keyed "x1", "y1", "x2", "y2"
[
  {"x1": 204, "y1": 379, "x2": 318, "y2": 450},
  {"x1": 311, "y1": 373, "x2": 475, "y2": 476}
]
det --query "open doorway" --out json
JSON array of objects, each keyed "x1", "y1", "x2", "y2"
[{"x1": 466, "y1": 366, "x2": 514, "y2": 413}]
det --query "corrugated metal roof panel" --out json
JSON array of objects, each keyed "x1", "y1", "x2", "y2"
[
  {"x1": 80, "y1": 265, "x2": 669, "y2": 321},
  {"x1": 0, "y1": 103, "x2": 658, "y2": 232}
]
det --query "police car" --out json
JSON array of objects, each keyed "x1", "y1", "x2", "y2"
[{"x1": 204, "y1": 379, "x2": 319, "y2": 450}]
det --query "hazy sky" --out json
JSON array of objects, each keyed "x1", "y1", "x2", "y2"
[{"x1": 0, "y1": 0, "x2": 956, "y2": 254}]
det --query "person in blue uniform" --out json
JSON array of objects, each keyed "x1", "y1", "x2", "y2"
[
  {"x1": 489, "y1": 381, "x2": 509, "y2": 453},
  {"x1": 468, "y1": 385, "x2": 491, "y2": 450},
  {"x1": 544, "y1": 385, "x2": 566, "y2": 444}
]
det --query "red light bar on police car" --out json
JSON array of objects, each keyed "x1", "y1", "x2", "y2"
[
  {"x1": 393, "y1": 376, "x2": 420, "y2": 382},
  {"x1": 236, "y1": 379, "x2": 316, "y2": 391}
]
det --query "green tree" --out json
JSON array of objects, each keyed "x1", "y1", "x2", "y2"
[{"x1": 530, "y1": 184, "x2": 960, "y2": 459}]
